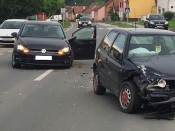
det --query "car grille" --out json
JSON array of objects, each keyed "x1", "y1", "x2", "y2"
[
  {"x1": 154, "y1": 22, "x2": 165, "y2": 24},
  {"x1": 165, "y1": 80, "x2": 175, "y2": 89},
  {"x1": 168, "y1": 90, "x2": 175, "y2": 97},
  {"x1": 29, "y1": 49, "x2": 58, "y2": 54},
  {"x1": 0, "y1": 36, "x2": 15, "y2": 43}
]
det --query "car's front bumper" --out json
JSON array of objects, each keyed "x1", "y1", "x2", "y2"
[
  {"x1": 13, "y1": 51, "x2": 72, "y2": 66},
  {"x1": 0, "y1": 36, "x2": 16, "y2": 45},
  {"x1": 147, "y1": 89, "x2": 175, "y2": 106},
  {"x1": 78, "y1": 23, "x2": 91, "y2": 27}
]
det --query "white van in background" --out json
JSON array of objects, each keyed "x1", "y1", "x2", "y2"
[{"x1": 46, "y1": 15, "x2": 63, "y2": 22}]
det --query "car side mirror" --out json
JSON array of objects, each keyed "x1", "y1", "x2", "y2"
[{"x1": 11, "y1": 32, "x2": 18, "y2": 38}]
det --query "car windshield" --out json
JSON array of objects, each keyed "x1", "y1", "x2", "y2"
[
  {"x1": 0, "y1": 21, "x2": 25, "y2": 29},
  {"x1": 20, "y1": 24, "x2": 65, "y2": 39},
  {"x1": 80, "y1": 18, "x2": 90, "y2": 21},
  {"x1": 128, "y1": 35, "x2": 175, "y2": 59},
  {"x1": 149, "y1": 15, "x2": 165, "y2": 20}
]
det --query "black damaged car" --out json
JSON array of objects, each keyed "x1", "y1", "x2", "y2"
[{"x1": 93, "y1": 28, "x2": 175, "y2": 113}]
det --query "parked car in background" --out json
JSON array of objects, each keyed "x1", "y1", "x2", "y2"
[
  {"x1": 0, "y1": 19, "x2": 28, "y2": 45},
  {"x1": 93, "y1": 28, "x2": 175, "y2": 113},
  {"x1": 78, "y1": 17, "x2": 92, "y2": 28},
  {"x1": 46, "y1": 15, "x2": 63, "y2": 22},
  {"x1": 144, "y1": 14, "x2": 169, "y2": 30}
]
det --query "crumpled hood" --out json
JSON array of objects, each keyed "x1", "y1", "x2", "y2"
[
  {"x1": 18, "y1": 37, "x2": 68, "y2": 50},
  {"x1": 131, "y1": 56, "x2": 175, "y2": 79},
  {"x1": 0, "y1": 29, "x2": 20, "y2": 36}
]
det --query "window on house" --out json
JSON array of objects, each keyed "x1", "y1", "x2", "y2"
[
  {"x1": 162, "y1": 8, "x2": 165, "y2": 14},
  {"x1": 158, "y1": 9, "x2": 161, "y2": 14}
]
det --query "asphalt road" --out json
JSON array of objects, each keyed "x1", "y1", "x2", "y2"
[{"x1": 0, "y1": 22, "x2": 175, "y2": 131}]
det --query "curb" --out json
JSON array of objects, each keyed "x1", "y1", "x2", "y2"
[{"x1": 64, "y1": 22, "x2": 73, "y2": 32}]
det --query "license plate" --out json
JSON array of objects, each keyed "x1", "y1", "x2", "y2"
[
  {"x1": 35, "y1": 56, "x2": 52, "y2": 60},
  {"x1": 2, "y1": 38, "x2": 13, "y2": 41},
  {"x1": 83, "y1": 23, "x2": 87, "y2": 25}
]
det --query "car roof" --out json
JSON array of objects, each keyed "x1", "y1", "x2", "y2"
[
  {"x1": 111, "y1": 28, "x2": 175, "y2": 35},
  {"x1": 5, "y1": 19, "x2": 28, "y2": 21},
  {"x1": 24, "y1": 21, "x2": 61, "y2": 25}
]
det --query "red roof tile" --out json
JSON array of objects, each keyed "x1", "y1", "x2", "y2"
[
  {"x1": 105, "y1": 0, "x2": 113, "y2": 6},
  {"x1": 93, "y1": 4, "x2": 105, "y2": 11},
  {"x1": 113, "y1": 0, "x2": 119, "y2": 6},
  {"x1": 83, "y1": 4, "x2": 96, "y2": 13},
  {"x1": 73, "y1": 6, "x2": 87, "y2": 13}
]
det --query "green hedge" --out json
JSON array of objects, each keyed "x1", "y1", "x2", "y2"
[{"x1": 163, "y1": 11, "x2": 174, "y2": 20}]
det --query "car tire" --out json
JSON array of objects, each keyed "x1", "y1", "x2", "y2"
[
  {"x1": 119, "y1": 81, "x2": 141, "y2": 113},
  {"x1": 12, "y1": 53, "x2": 21, "y2": 68},
  {"x1": 65, "y1": 51, "x2": 73, "y2": 68},
  {"x1": 93, "y1": 68, "x2": 106, "y2": 95}
]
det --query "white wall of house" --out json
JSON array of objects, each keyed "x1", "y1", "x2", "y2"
[
  {"x1": 157, "y1": 0, "x2": 175, "y2": 14},
  {"x1": 91, "y1": 11, "x2": 95, "y2": 19}
]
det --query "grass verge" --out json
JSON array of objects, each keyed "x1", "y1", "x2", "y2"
[
  {"x1": 104, "y1": 21, "x2": 133, "y2": 28},
  {"x1": 60, "y1": 21, "x2": 71, "y2": 29}
]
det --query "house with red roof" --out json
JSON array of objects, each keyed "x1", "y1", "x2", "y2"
[
  {"x1": 82, "y1": 3, "x2": 97, "y2": 18},
  {"x1": 65, "y1": 5, "x2": 87, "y2": 21},
  {"x1": 91, "y1": 4, "x2": 105, "y2": 22}
]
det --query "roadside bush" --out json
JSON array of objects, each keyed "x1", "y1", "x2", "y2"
[
  {"x1": 76, "y1": 14, "x2": 82, "y2": 19},
  {"x1": 111, "y1": 13, "x2": 120, "y2": 21},
  {"x1": 163, "y1": 11, "x2": 174, "y2": 20}
]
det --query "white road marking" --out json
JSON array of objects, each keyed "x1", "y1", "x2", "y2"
[
  {"x1": 99, "y1": 28, "x2": 103, "y2": 29},
  {"x1": 107, "y1": 28, "x2": 113, "y2": 30},
  {"x1": 34, "y1": 69, "x2": 53, "y2": 81},
  {"x1": 8, "y1": 50, "x2": 13, "y2": 52}
]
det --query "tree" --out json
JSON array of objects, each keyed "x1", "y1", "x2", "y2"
[
  {"x1": 44, "y1": 0, "x2": 64, "y2": 16},
  {"x1": 0, "y1": 0, "x2": 44, "y2": 22},
  {"x1": 15, "y1": 0, "x2": 44, "y2": 18}
]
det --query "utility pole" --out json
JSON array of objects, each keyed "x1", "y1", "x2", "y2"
[{"x1": 126, "y1": 0, "x2": 129, "y2": 27}]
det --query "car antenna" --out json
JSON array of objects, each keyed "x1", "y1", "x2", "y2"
[{"x1": 134, "y1": 8, "x2": 136, "y2": 29}]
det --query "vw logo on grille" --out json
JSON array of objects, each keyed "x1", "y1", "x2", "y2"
[{"x1": 41, "y1": 49, "x2": 46, "y2": 53}]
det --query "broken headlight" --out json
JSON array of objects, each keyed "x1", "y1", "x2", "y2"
[
  {"x1": 157, "y1": 79, "x2": 166, "y2": 88},
  {"x1": 148, "y1": 79, "x2": 166, "y2": 88}
]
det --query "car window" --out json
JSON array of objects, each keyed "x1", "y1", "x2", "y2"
[
  {"x1": 20, "y1": 24, "x2": 65, "y2": 39},
  {"x1": 109, "y1": 34, "x2": 126, "y2": 57},
  {"x1": 0, "y1": 21, "x2": 25, "y2": 29},
  {"x1": 149, "y1": 15, "x2": 165, "y2": 20},
  {"x1": 100, "y1": 31, "x2": 118, "y2": 53},
  {"x1": 73, "y1": 27, "x2": 94, "y2": 39},
  {"x1": 80, "y1": 18, "x2": 90, "y2": 21},
  {"x1": 130, "y1": 36, "x2": 153, "y2": 44},
  {"x1": 128, "y1": 35, "x2": 175, "y2": 58}
]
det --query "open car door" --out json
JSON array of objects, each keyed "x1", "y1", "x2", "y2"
[{"x1": 69, "y1": 26, "x2": 97, "y2": 60}]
